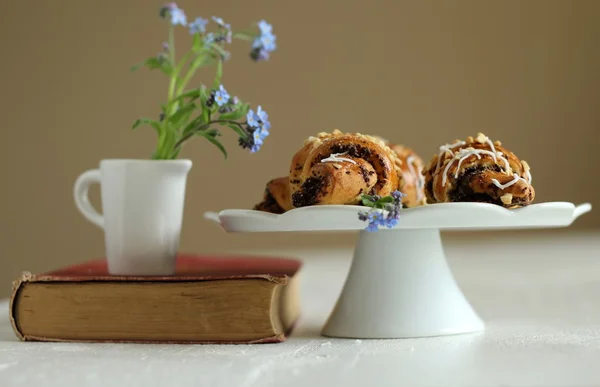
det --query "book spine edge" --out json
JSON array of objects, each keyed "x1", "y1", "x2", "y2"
[{"x1": 9, "y1": 272, "x2": 36, "y2": 341}]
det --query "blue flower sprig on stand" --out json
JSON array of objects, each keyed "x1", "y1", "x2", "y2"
[
  {"x1": 358, "y1": 191, "x2": 407, "y2": 231},
  {"x1": 131, "y1": 3, "x2": 277, "y2": 160}
]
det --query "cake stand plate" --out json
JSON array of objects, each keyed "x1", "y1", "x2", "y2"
[{"x1": 205, "y1": 202, "x2": 592, "y2": 339}]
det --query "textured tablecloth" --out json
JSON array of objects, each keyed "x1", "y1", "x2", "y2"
[{"x1": 1, "y1": 230, "x2": 599, "y2": 387}]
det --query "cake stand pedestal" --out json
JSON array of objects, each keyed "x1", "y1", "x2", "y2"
[
  {"x1": 205, "y1": 202, "x2": 592, "y2": 339},
  {"x1": 321, "y1": 228, "x2": 483, "y2": 338}
]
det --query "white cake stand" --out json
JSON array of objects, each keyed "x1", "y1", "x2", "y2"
[{"x1": 205, "y1": 202, "x2": 592, "y2": 339}]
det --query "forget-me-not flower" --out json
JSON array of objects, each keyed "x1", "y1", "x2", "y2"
[
  {"x1": 214, "y1": 85, "x2": 230, "y2": 107},
  {"x1": 189, "y1": 17, "x2": 208, "y2": 34},
  {"x1": 250, "y1": 19, "x2": 276, "y2": 62},
  {"x1": 160, "y1": 3, "x2": 187, "y2": 26},
  {"x1": 258, "y1": 20, "x2": 272, "y2": 34},
  {"x1": 256, "y1": 105, "x2": 268, "y2": 123},
  {"x1": 247, "y1": 109, "x2": 259, "y2": 128},
  {"x1": 212, "y1": 16, "x2": 231, "y2": 30}
]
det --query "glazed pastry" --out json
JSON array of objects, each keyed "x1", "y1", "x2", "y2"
[
  {"x1": 289, "y1": 130, "x2": 403, "y2": 208},
  {"x1": 388, "y1": 143, "x2": 426, "y2": 207},
  {"x1": 253, "y1": 177, "x2": 290, "y2": 214},
  {"x1": 423, "y1": 133, "x2": 534, "y2": 207},
  {"x1": 254, "y1": 129, "x2": 405, "y2": 211}
]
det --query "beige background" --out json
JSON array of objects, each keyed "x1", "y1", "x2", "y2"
[{"x1": 0, "y1": 0, "x2": 598, "y2": 296}]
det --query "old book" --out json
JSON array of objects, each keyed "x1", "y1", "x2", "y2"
[{"x1": 10, "y1": 255, "x2": 301, "y2": 344}]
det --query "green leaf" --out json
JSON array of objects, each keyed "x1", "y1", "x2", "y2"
[
  {"x1": 223, "y1": 122, "x2": 246, "y2": 138},
  {"x1": 132, "y1": 117, "x2": 159, "y2": 131},
  {"x1": 204, "y1": 128, "x2": 221, "y2": 137},
  {"x1": 150, "y1": 122, "x2": 161, "y2": 133},
  {"x1": 219, "y1": 108, "x2": 246, "y2": 121},
  {"x1": 199, "y1": 86, "x2": 210, "y2": 123},
  {"x1": 175, "y1": 88, "x2": 202, "y2": 102},
  {"x1": 168, "y1": 103, "x2": 197, "y2": 130},
  {"x1": 361, "y1": 195, "x2": 377, "y2": 207},
  {"x1": 132, "y1": 56, "x2": 173, "y2": 75},
  {"x1": 197, "y1": 131, "x2": 227, "y2": 159},
  {"x1": 376, "y1": 196, "x2": 395, "y2": 205},
  {"x1": 182, "y1": 116, "x2": 204, "y2": 135}
]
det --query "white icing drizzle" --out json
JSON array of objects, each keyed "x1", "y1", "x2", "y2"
[
  {"x1": 491, "y1": 173, "x2": 528, "y2": 190},
  {"x1": 524, "y1": 169, "x2": 532, "y2": 184},
  {"x1": 522, "y1": 161, "x2": 532, "y2": 184},
  {"x1": 406, "y1": 155, "x2": 425, "y2": 202},
  {"x1": 442, "y1": 148, "x2": 506, "y2": 187},
  {"x1": 486, "y1": 138, "x2": 497, "y2": 155},
  {"x1": 439, "y1": 141, "x2": 513, "y2": 187},
  {"x1": 320, "y1": 152, "x2": 357, "y2": 165},
  {"x1": 436, "y1": 141, "x2": 466, "y2": 171},
  {"x1": 454, "y1": 149, "x2": 482, "y2": 179}
]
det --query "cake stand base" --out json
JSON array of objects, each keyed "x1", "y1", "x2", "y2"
[{"x1": 321, "y1": 229, "x2": 484, "y2": 339}]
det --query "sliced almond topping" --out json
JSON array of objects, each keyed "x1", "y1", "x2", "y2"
[
  {"x1": 500, "y1": 193, "x2": 513, "y2": 205},
  {"x1": 494, "y1": 140, "x2": 502, "y2": 146},
  {"x1": 466, "y1": 136, "x2": 474, "y2": 143},
  {"x1": 475, "y1": 132, "x2": 488, "y2": 144}
]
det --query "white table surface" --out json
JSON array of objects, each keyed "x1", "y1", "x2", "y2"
[{"x1": 1, "y1": 230, "x2": 600, "y2": 387}]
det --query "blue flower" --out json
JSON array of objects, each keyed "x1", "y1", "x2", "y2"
[
  {"x1": 247, "y1": 109, "x2": 259, "y2": 128},
  {"x1": 384, "y1": 217, "x2": 399, "y2": 229},
  {"x1": 392, "y1": 190, "x2": 407, "y2": 201},
  {"x1": 252, "y1": 130, "x2": 263, "y2": 149},
  {"x1": 160, "y1": 3, "x2": 187, "y2": 26},
  {"x1": 212, "y1": 16, "x2": 231, "y2": 30},
  {"x1": 249, "y1": 129, "x2": 264, "y2": 153},
  {"x1": 259, "y1": 32, "x2": 277, "y2": 52},
  {"x1": 256, "y1": 105, "x2": 268, "y2": 123},
  {"x1": 258, "y1": 20, "x2": 273, "y2": 34},
  {"x1": 365, "y1": 211, "x2": 385, "y2": 232},
  {"x1": 204, "y1": 33, "x2": 215, "y2": 45},
  {"x1": 189, "y1": 17, "x2": 208, "y2": 34},
  {"x1": 258, "y1": 19, "x2": 273, "y2": 34},
  {"x1": 358, "y1": 191, "x2": 405, "y2": 231},
  {"x1": 250, "y1": 19, "x2": 276, "y2": 62},
  {"x1": 214, "y1": 85, "x2": 230, "y2": 107},
  {"x1": 240, "y1": 105, "x2": 271, "y2": 153},
  {"x1": 262, "y1": 120, "x2": 271, "y2": 132},
  {"x1": 250, "y1": 127, "x2": 269, "y2": 153}
]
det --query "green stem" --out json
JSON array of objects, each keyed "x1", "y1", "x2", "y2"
[
  {"x1": 213, "y1": 59, "x2": 223, "y2": 89},
  {"x1": 176, "y1": 56, "x2": 202, "y2": 96},
  {"x1": 173, "y1": 119, "x2": 245, "y2": 150},
  {"x1": 158, "y1": 26, "x2": 178, "y2": 160},
  {"x1": 167, "y1": 26, "x2": 177, "y2": 104},
  {"x1": 232, "y1": 31, "x2": 255, "y2": 41}
]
